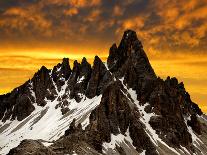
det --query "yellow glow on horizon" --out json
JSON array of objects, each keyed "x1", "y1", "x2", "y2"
[{"x1": 0, "y1": 49, "x2": 206, "y2": 113}]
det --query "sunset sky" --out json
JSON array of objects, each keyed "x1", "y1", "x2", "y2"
[{"x1": 0, "y1": 0, "x2": 207, "y2": 112}]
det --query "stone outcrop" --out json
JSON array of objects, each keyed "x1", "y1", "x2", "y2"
[
  {"x1": 72, "y1": 57, "x2": 92, "y2": 102},
  {"x1": 32, "y1": 66, "x2": 56, "y2": 106},
  {"x1": 0, "y1": 81, "x2": 35, "y2": 121},
  {"x1": 86, "y1": 56, "x2": 113, "y2": 98},
  {"x1": 187, "y1": 114, "x2": 202, "y2": 135},
  {"x1": 85, "y1": 81, "x2": 157, "y2": 154},
  {"x1": 8, "y1": 139, "x2": 55, "y2": 155},
  {"x1": 52, "y1": 58, "x2": 71, "y2": 91},
  {"x1": 107, "y1": 30, "x2": 157, "y2": 103}
]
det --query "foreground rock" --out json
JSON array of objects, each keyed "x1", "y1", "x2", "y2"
[{"x1": 8, "y1": 140, "x2": 55, "y2": 155}]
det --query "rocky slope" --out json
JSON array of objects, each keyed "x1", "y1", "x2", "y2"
[{"x1": 0, "y1": 30, "x2": 207, "y2": 155}]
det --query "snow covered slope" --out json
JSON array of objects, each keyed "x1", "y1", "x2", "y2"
[{"x1": 0, "y1": 84, "x2": 102, "y2": 154}]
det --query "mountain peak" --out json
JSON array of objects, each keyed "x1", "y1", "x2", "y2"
[
  {"x1": 62, "y1": 58, "x2": 70, "y2": 68},
  {"x1": 39, "y1": 65, "x2": 48, "y2": 72},
  {"x1": 121, "y1": 29, "x2": 143, "y2": 49},
  {"x1": 123, "y1": 29, "x2": 138, "y2": 40},
  {"x1": 107, "y1": 30, "x2": 154, "y2": 78},
  {"x1": 81, "y1": 57, "x2": 87, "y2": 63},
  {"x1": 94, "y1": 55, "x2": 102, "y2": 63}
]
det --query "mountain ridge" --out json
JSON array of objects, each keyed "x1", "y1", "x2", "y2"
[{"x1": 0, "y1": 30, "x2": 206, "y2": 155}]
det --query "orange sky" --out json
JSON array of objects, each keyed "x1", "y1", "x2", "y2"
[{"x1": 0, "y1": 0, "x2": 206, "y2": 112}]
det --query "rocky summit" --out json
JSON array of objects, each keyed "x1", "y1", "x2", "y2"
[{"x1": 0, "y1": 30, "x2": 207, "y2": 155}]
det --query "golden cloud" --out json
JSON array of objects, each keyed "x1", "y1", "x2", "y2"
[
  {"x1": 85, "y1": 9, "x2": 101, "y2": 22},
  {"x1": 64, "y1": 7, "x2": 79, "y2": 16},
  {"x1": 0, "y1": 6, "x2": 52, "y2": 37},
  {"x1": 114, "y1": 0, "x2": 207, "y2": 54},
  {"x1": 42, "y1": 0, "x2": 101, "y2": 8},
  {"x1": 113, "y1": 5, "x2": 124, "y2": 16}
]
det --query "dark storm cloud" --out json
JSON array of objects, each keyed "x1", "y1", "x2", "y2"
[{"x1": 0, "y1": 0, "x2": 207, "y2": 53}]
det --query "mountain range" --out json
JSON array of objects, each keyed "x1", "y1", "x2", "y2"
[{"x1": 0, "y1": 30, "x2": 207, "y2": 155}]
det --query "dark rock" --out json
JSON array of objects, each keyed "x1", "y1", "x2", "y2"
[
  {"x1": 187, "y1": 114, "x2": 202, "y2": 135},
  {"x1": 129, "y1": 117, "x2": 157, "y2": 155},
  {"x1": 32, "y1": 66, "x2": 56, "y2": 106},
  {"x1": 12, "y1": 94, "x2": 35, "y2": 121},
  {"x1": 61, "y1": 107, "x2": 69, "y2": 115},
  {"x1": 0, "y1": 81, "x2": 35, "y2": 121},
  {"x1": 107, "y1": 30, "x2": 157, "y2": 103},
  {"x1": 73, "y1": 57, "x2": 92, "y2": 102},
  {"x1": 65, "y1": 119, "x2": 76, "y2": 136},
  {"x1": 107, "y1": 43, "x2": 118, "y2": 71},
  {"x1": 65, "y1": 119, "x2": 83, "y2": 136},
  {"x1": 86, "y1": 56, "x2": 112, "y2": 98},
  {"x1": 147, "y1": 77, "x2": 196, "y2": 148},
  {"x1": 67, "y1": 60, "x2": 81, "y2": 99},
  {"x1": 86, "y1": 81, "x2": 157, "y2": 154},
  {"x1": 7, "y1": 139, "x2": 55, "y2": 155},
  {"x1": 52, "y1": 58, "x2": 71, "y2": 91}
]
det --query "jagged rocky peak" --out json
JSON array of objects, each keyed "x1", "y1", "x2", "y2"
[
  {"x1": 107, "y1": 29, "x2": 156, "y2": 80},
  {"x1": 107, "y1": 30, "x2": 151, "y2": 72},
  {"x1": 32, "y1": 66, "x2": 56, "y2": 106},
  {"x1": 0, "y1": 79, "x2": 37, "y2": 122},
  {"x1": 32, "y1": 66, "x2": 51, "y2": 86},
  {"x1": 86, "y1": 55, "x2": 113, "y2": 98},
  {"x1": 67, "y1": 58, "x2": 92, "y2": 102},
  {"x1": 107, "y1": 30, "x2": 156, "y2": 103},
  {"x1": 60, "y1": 57, "x2": 71, "y2": 80},
  {"x1": 67, "y1": 60, "x2": 80, "y2": 99},
  {"x1": 0, "y1": 66, "x2": 55, "y2": 122},
  {"x1": 79, "y1": 57, "x2": 91, "y2": 78},
  {"x1": 52, "y1": 58, "x2": 71, "y2": 84},
  {"x1": 108, "y1": 30, "x2": 142, "y2": 65}
]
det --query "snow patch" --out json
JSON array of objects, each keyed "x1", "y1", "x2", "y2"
[
  {"x1": 77, "y1": 76, "x2": 85, "y2": 83},
  {"x1": 102, "y1": 128, "x2": 135, "y2": 153},
  {"x1": 42, "y1": 141, "x2": 53, "y2": 147},
  {"x1": 140, "y1": 150, "x2": 146, "y2": 155}
]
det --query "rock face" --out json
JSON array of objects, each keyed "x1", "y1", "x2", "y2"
[
  {"x1": 107, "y1": 30, "x2": 157, "y2": 103},
  {"x1": 32, "y1": 66, "x2": 56, "y2": 106},
  {"x1": 0, "y1": 65, "x2": 56, "y2": 122},
  {"x1": 86, "y1": 56, "x2": 113, "y2": 98},
  {"x1": 52, "y1": 58, "x2": 71, "y2": 91},
  {"x1": 1, "y1": 29, "x2": 206, "y2": 155},
  {"x1": 67, "y1": 58, "x2": 92, "y2": 102},
  {"x1": 0, "y1": 81, "x2": 35, "y2": 121},
  {"x1": 86, "y1": 81, "x2": 157, "y2": 155},
  {"x1": 8, "y1": 140, "x2": 55, "y2": 155}
]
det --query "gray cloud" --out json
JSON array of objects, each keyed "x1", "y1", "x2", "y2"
[{"x1": 0, "y1": 0, "x2": 207, "y2": 53}]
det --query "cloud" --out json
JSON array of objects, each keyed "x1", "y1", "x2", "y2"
[
  {"x1": 64, "y1": 7, "x2": 78, "y2": 16},
  {"x1": 0, "y1": 6, "x2": 52, "y2": 38},
  {"x1": 85, "y1": 9, "x2": 101, "y2": 22},
  {"x1": 113, "y1": 5, "x2": 124, "y2": 16},
  {"x1": 0, "y1": 0, "x2": 206, "y2": 54},
  {"x1": 40, "y1": 0, "x2": 101, "y2": 8},
  {"x1": 114, "y1": 0, "x2": 207, "y2": 54}
]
